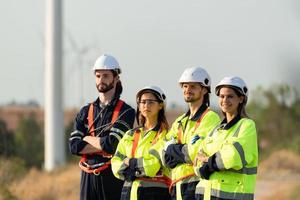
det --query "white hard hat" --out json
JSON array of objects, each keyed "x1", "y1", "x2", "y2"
[
  {"x1": 178, "y1": 67, "x2": 211, "y2": 91},
  {"x1": 215, "y1": 76, "x2": 248, "y2": 97},
  {"x1": 136, "y1": 85, "x2": 166, "y2": 103},
  {"x1": 92, "y1": 54, "x2": 121, "y2": 74}
]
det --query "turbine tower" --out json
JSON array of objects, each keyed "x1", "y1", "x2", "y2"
[{"x1": 44, "y1": 0, "x2": 65, "y2": 171}]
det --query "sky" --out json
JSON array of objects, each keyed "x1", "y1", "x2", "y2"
[{"x1": 1, "y1": 0, "x2": 300, "y2": 109}]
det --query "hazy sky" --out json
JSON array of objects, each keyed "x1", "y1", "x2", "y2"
[{"x1": 1, "y1": 0, "x2": 300, "y2": 108}]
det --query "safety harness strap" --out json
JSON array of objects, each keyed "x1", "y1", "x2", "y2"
[
  {"x1": 172, "y1": 109, "x2": 209, "y2": 192},
  {"x1": 131, "y1": 127, "x2": 172, "y2": 186},
  {"x1": 169, "y1": 172, "x2": 195, "y2": 193},
  {"x1": 79, "y1": 99, "x2": 124, "y2": 174},
  {"x1": 87, "y1": 102, "x2": 95, "y2": 136},
  {"x1": 178, "y1": 108, "x2": 210, "y2": 144},
  {"x1": 112, "y1": 99, "x2": 124, "y2": 124},
  {"x1": 131, "y1": 129, "x2": 141, "y2": 158},
  {"x1": 137, "y1": 175, "x2": 172, "y2": 187},
  {"x1": 131, "y1": 126, "x2": 163, "y2": 157},
  {"x1": 79, "y1": 158, "x2": 112, "y2": 175}
]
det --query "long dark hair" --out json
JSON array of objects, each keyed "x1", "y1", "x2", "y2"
[
  {"x1": 111, "y1": 69, "x2": 123, "y2": 98},
  {"x1": 114, "y1": 80, "x2": 123, "y2": 98},
  {"x1": 203, "y1": 92, "x2": 210, "y2": 107},
  {"x1": 199, "y1": 84, "x2": 210, "y2": 106},
  {"x1": 136, "y1": 91, "x2": 169, "y2": 131}
]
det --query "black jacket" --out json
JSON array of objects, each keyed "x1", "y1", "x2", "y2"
[{"x1": 69, "y1": 97, "x2": 135, "y2": 165}]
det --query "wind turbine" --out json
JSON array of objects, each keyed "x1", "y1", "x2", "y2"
[{"x1": 44, "y1": 0, "x2": 65, "y2": 171}]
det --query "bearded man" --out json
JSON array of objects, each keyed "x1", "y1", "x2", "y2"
[{"x1": 69, "y1": 54, "x2": 135, "y2": 200}]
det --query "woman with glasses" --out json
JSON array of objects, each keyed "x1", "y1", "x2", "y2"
[
  {"x1": 193, "y1": 77, "x2": 258, "y2": 200},
  {"x1": 111, "y1": 86, "x2": 171, "y2": 200}
]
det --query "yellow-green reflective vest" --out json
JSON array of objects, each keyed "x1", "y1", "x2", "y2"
[
  {"x1": 111, "y1": 127, "x2": 170, "y2": 200},
  {"x1": 195, "y1": 118, "x2": 258, "y2": 200},
  {"x1": 165, "y1": 110, "x2": 220, "y2": 198}
]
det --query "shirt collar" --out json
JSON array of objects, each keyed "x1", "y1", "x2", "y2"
[
  {"x1": 184, "y1": 104, "x2": 208, "y2": 121},
  {"x1": 93, "y1": 97, "x2": 119, "y2": 108},
  {"x1": 220, "y1": 115, "x2": 241, "y2": 130},
  {"x1": 143, "y1": 123, "x2": 160, "y2": 132},
  {"x1": 152, "y1": 123, "x2": 160, "y2": 131}
]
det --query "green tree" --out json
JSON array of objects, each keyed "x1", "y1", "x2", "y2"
[
  {"x1": 15, "y1": 115, "x2": 44, "y2": 168},
  {"x1": 0, "y1": 119, "x2": 15, "y2": 157},
  {"x1": 248, "y1": 84, "x2": 300, "y2": 154}
]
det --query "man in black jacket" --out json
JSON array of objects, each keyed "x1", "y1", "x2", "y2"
[{"x1": 69, "y1": 54, "x2": 135, "y2": 200}]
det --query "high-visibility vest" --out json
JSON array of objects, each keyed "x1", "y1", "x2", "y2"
[
  {"x1": 79, "y1": 100, "x2": 124, "y2": 175},
  {"x1": 112, "y1": 126, "x2": 171, "y2": 200},
  {"x1": 195, "y1": 118, "x2": 258, "y2": 200},
  {"x1": 165, "y1": 109, "x2": 221, "y2": 181},
  {"x1": 131, "y1": 128, "x2": 172, "y2": 187},
  {"x1": 165, "y1": 109, "x2": 221, "y2": 200}
]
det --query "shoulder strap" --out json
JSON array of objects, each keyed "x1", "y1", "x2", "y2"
[
  {"x1": 178, "y1": 124, "x2": 183, "y2": 144},
  {"x1": 192, "y1": 108, "x2": 210, "y2": 132},
  {"x1": 131, "y1": 129, "x2": 141, "y2": 158},
  {"x1": 88, "y1": 103, "x2": 95, "y2": 136},
  {"x1": 111, "y1": 99, "x2": 124, "y2": 124}
]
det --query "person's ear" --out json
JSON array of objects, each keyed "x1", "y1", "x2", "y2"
[
  {"x1": 202, "y1": 87, "x2": 208, "y2": 95},
  {"x1": 239, "y1": 96, "x2": 245, "y2": 104},
  {"x1": 159, "y1": 103, "x2": 164, "y2": 110}
]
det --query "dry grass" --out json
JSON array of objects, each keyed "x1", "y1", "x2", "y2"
[
  {"x1": 258, "y1": 149, "x2": 300, "y2": 179},
  {"x1": 9, "y1": 164, "x2": 80, "y2": 200},
  {"x1": 3, "y1": 149, "x2": 300, "y2": 200},
  {"x1": 256, "y1": 180, "x2": 300, "y2": 200},
  {"x1": 256, "y1": 149, "x2": 300, "y2": 200}
]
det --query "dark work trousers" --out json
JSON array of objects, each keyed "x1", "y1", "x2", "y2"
[
  {"x1": 121, "y1": 186, "x2": 171, "y2": 200},
  {"x1": 80, "y1": 167, "x2": 124, "y2": 200},
  {"x1": 170, "y1": 181, "x2": 198, "y2": 200},
  {"x1": 196, "y1": 194, "x2": 230, "y2": 200},
  {"x1": 137, "y1": 187, "x2": 171, "y2": 200}
]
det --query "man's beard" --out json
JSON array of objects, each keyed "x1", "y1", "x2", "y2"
[
  {"x1": 96, "y1": 80, "x2": 114, "y2": 93},
  {"x1": 184, "y1": 94, "x2": 200, "y2": 103}
]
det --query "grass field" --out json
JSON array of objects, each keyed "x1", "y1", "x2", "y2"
[{"x1": 1, "y1": 149, "x2": 300, "y2": 200}]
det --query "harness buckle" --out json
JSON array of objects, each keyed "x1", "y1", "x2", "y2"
[{"x1": 93, "y1": 169, "x2": 101, "y2": 176}]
